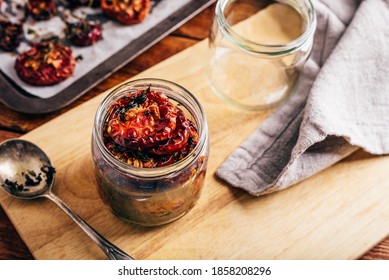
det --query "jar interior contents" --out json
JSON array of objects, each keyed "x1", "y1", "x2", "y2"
[
  {"x1": 103, "y1": 88, "x2": 199, "y2": 168},
  {"x1": 93, "y1": 84, "x2": 208, "y2": 226},
  {"x1": 208, "y1": 0, "x2": 311, "y2": 110}
]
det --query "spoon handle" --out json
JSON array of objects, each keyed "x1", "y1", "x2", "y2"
[{"x1": 45, "y1": 192, "x2": 134, "y2": 260}]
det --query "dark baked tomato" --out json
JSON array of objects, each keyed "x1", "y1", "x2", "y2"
[
  {"x1": 101, "y1": 0, "x2": 151, "y2": 25},
  {"x1": 0, "y1": 21, "x2": 23, "y2": 52},
  {"x1": 67, "y1": 20, "x2": 102, "y2": 46},
  {"x1": 15, "y1": 42, "x2": 75, "y2": 86},
  {"x1": 103, "y1": 88, "x2": 199, "y2": 168},
  {"x1": 26, "y1": 0, "x2": 56, "y2": 21}
]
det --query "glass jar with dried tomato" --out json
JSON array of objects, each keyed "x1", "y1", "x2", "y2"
[{"x1": 92, "y1": 79, "x2": 209, "y2": 226}]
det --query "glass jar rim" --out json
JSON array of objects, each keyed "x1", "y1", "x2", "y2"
[
  {"x1": 93, "y1": 78, "x2": 208, "y2": 179},
  {"x1": 216, "y1": 0, "x2": 317, "y2": 55}
]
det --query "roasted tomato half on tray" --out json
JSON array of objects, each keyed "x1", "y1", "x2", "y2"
[
  {"x1": 26, "y1": 0, "x2": 56, "y2": 21},
  {"x1": 0, "y1": 21, "x2": 23, "y2": 52},
  {"x1": 101, "y1": 0, "x2": 151, "y2": 25},
  {"x1": 15, "y1": 42, "x2": 75, "y2": 86},
  {"x1": 67, "y1": 19, "x2": 103, "y2": 46}
]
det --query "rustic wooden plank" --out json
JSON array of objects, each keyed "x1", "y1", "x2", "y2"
[
  {"x1": 0, "y1": 130, "x2": 21, "y2": 143},
  {"x1": 173, "y1": 4, "x2": 215, "y2": 39},
  {"x1": 1, "y1": 7, "x2": 389, "y2": 259},
  {"x1": 360, "y1": 239, "x2": 389, "y2": 260},
  {"x1": 1, "y1": 2, "x2": 389, "y2": 260},
  {"x1": 0, "y1": 206, "x2": 34, "y2": 260}
]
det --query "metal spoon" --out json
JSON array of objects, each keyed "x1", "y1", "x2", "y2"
[{"x1": 0, "y1": 139, "x2": 133, "y2": 260}]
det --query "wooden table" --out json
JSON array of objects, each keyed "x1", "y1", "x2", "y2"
[{"x1": 0, "y1": 5, "x2": 388, "y2": 260}]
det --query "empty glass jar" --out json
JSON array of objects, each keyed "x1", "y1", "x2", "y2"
[{"x1": 207, "y1": 0, "x2": 316, "y2": 110}]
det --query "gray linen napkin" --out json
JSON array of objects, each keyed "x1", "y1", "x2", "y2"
[{"x1": 216, "y1": 0, "x2": 389, "y2": 196}]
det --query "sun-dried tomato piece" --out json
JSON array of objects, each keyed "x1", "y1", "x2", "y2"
[
  {"x1": 26, "y1": 0, "x2": 56, "y2": 21},
  {"x1": 107, "y1": 89, "x2": 178, "y2": 149},
  {"x1": 67, "y1": 20, "x2": 102, "y2": 46},
  {"x1": 101, "y1": 0, "x2": 151, "y2": 25},
  {"x1": 0, "y1": 21, "x2": 23, "y2": 52},
  {"x1": 103, "y1": 89, "x2": 199, "y2": 168},
  {"x1": 150, "y1": 110, "x2": 190, "y2": 155},
  {"x1": 15, "y1": 42, "x2": 75, "y2": 86}
]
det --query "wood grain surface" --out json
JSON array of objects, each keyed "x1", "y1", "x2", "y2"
[{"x1": 0, "y1": 4, "x2": 388, "y2": 260}]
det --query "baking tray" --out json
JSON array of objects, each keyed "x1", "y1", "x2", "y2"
[{"x1": 0, "y1": 0, "x2": 216, "y2": 114}]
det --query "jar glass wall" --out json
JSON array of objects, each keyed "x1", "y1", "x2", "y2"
[
  {"x1": 92, "y1": 79, "x2": 209, "y2": 226},
  {"x1": 207, "y1": 0, "x2": 316, "y2": 110}
]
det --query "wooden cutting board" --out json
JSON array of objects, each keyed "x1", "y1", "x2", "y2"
[{"x1": 2, "y1": 5, "x2": 389, "y2": 260}]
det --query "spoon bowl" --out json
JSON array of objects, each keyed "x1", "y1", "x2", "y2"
[
  {"x1": 0, "y1": 139, "x2": 53, "y2": 199},
  {"x1": 0, "y1": 139, "x2": 133, "y2": 260}
]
